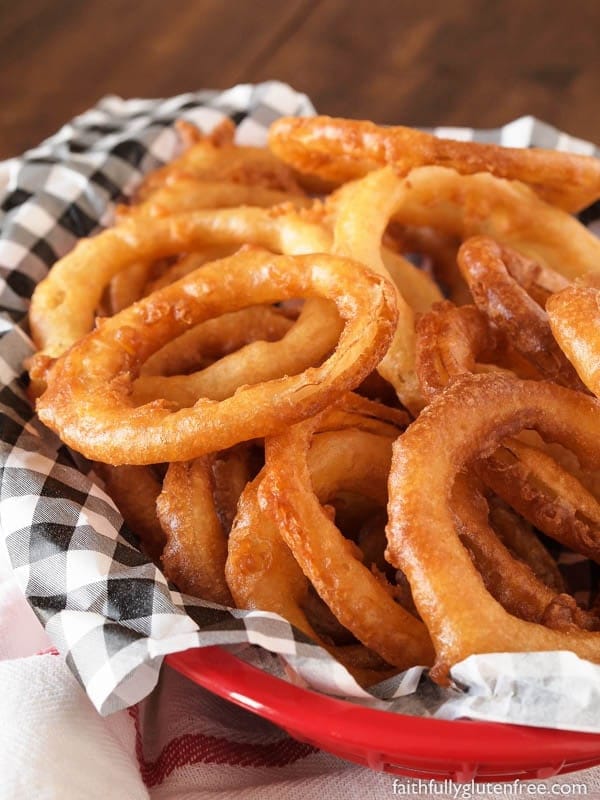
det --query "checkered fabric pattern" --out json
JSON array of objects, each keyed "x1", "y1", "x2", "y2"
[{"x1": 1, "y1": 81, "x2": 600, "y2": 728}]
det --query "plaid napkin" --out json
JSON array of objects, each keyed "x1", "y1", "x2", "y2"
[{"x1": 2, "y1": 80, "x2": 600, "y2": 736}]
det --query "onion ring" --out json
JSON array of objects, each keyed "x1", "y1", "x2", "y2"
[
  {"x1": 356, "y1": 166, "x2": 600, "y2": 281},
  {"x1": 158, "y1": 456, "x2": 233, "y2": 605},
  {"x1": 450, "y1": 472, "x2": 575, "y2": 626},
  {"x1": 142, "y1": 246, "x2": 237, "y2": 295},
  {"x1": 29, "y1": 205, "x2": 332, "y2": 359},
  {"x1": 388, "y1": 224, "x2": 469, "y2": 306},
  {"x1": 94, "y1": 463, "x2": 165, "y2": 562},
  {"x1": 479, "y1": 436, "x2": 600, "y2": 564},
  {"x1": 487, "y1": 498, "x2": 566, "y2": 595},
  {"x1": 131, "y1": 295, "x2": 342, "y2": 408},
  {"x1": 414, "y1": 302, "x2": 588, "y2": 621},
  {"x1": 140, "y1": 306, "x2": 293, "y2": 378},
  {"x1": 385, "y1": 372, "x2": 600, "y2": 683},
  {"x1": 259, "y1": 419, "x2": 434, "y2": 671},
  {"x1": 139, "y1": 122, "x2": 305, "y2": 201},
  {"x1": 268, "y1": 115, "x2": 600, "y2": 212},
  {"x1": 547, "y1": 284, "x2": 600, "y2": 396},
  {"x1": 226, "y1": 473, "x2": 397, "y2": 687},
  {"x1": 107, "y1": 164, "x2": 311, "y2": 317},
  {"x1": 415, "y1": 301, "x2": 502, "y2": 400},
  {"x1": 158, "y1": 445, "x2": 254, "y2": 605},
  {"x1": 136, "y1": 177, "x2": 310, "y2": 216},
  {"x1": 457, "y1": 236, "x2": 584, "y2": 389},
  {"x1": 332, "y1": 167, "x2": 443, "y2": 410},
  {"x1": 36, "y1": 249, "x2": 397, "y2": 464}
]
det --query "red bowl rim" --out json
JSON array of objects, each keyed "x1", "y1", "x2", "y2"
[{"x1": 166, "y1": 646, "x2": 600, "y2": 768}]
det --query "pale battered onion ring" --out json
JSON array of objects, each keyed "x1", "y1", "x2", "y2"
[
  {"x1": 36, "y1": 249, "x2": 397, "y2": 464},
  {"x1": 29, "y1": 205, "x2": 333, "y2": 359},
  {"x1": 332, "y1": 167, "x2": 443, "y2": 410},
  {"x1": 131, "y1": 294, "x2": 342, "y2": 407},
  {"x1": 385, "y1": 372, "x2": 600, "y2": 683},
  {"x1": 457, "y1": 236, "x2": 583, "y2": 389},
  {"x1": 140, "y1": 306, "x2": 293, "y2": 378},
  {"x1": 268, "y1": 115, "x2": 600, "y2": 212},
  {"x1": 259, "y1": 420, "x2": 434, "y2": 671},
  {"x1": 138, "y1": 120, "x2": 305, "y2": 201},
  {"x1": 357, "y1": 166, "x2": 600, "y2": 281},
  {"x1": 547, "y1": 285, "x2": 600, "y2": 396}
]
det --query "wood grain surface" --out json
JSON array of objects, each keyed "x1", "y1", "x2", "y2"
[{"x1": 1, "y1": 0, "x2": 600, "y2": 158}]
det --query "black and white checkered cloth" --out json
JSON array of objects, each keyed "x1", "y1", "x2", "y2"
[{"x1": 2, "y1": 81, "x2": 600, "y2": 728}]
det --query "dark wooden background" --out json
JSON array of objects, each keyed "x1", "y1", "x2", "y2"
[{"x1": 2, "y1": 0, "x2": 600, "y2": 159}]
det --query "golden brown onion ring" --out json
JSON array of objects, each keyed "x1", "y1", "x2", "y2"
[
  {"x1": 388, "y1": 224, "x2": 470, "y2": 307},
  {"x1": 36, "y1": 249, "x2": 396, "y2": 464},
  {"x1": 158, "y1": 445, "x2": 254, "y2": 606},
  {"x1": 361, "y1": 166, "x2": 600, "y2": 281},
  {"x1": 108, "y1": 261, "x2": 157, "y2": 315},
  {"x1": 547, "y1": 285, "x2": 600, "y2": 397},
  {"x1": 136, "y1": 178, "x2": 310, "y2": 217},
  {"x1": 131, "y1": 296, "x2": 341, "y2": 408},
  {"x1": 29, "y1": 205, "x2": 332, "y2": 360},
  {"x1": 107, "y1": 170, "x2": 311, "y2": 316},
  {"x1": 260, "y1": 420, "x2": 434, "y2": 671},
  {"x1": 414, "y1": 299, "x2": 542, "y2": 402},
  {"x1": 226, "y1": 474, "x2": 397, "y2": 687},
  {"x1": 415, "y1": 301, "x2": 501, "y2": 400},
  {"x1": 139, "y1": 124, "x2": 305, "y2": 201},
  {"x1": 268, "y1": 115, "x2": 600, "y2": 212},
  {"x1": 142, "y1": 247, "x2": 236, "y2": 295},
  {"x1": 450, "y1": 473, "x2": 570, "y2": 625},
  {"x1": 95, "y1": 463, "x2": 165, "y2": 563},
  {"x1": 487, "y1": 499, "x2": 565, "y2": 595},
  {"x1": 479, "y1": 437, "x2": 600, "y2": 565},
  {"x1": 211, "y1": 445, "x2": 257, "y2": 533},
  {"x1": 140, "y1": 306, "x2": 293, "y2": 378},
  {"x1": 315, "y1": 392, "x2": 410, "y2": 436},
  {"x1": 332, "y1": 168, "x2": 443, "y2": 411},
  {"x1": 158, "y1": 456, "x2": 233, "y2": 605},
  {"x1": 386, "y1": 372, "x2": 600, "y2": 684},
  {"x1": 457, "y1": 236, "x2": 584, "y2": 390}
]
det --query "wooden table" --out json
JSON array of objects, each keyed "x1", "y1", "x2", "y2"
[{"x1": 2, "y1": 0, "x2": 600, "y2": 159}]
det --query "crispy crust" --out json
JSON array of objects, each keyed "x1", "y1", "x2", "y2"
[
  {"x1": 36, "y1": 250, "x2": 397, "y2": 464},
  {"x1": 386, "y1": 372, "x2": 600, "y2": 683},
  {"x1": 269, "y1": 115, "x2": 600, "y2": 212}
]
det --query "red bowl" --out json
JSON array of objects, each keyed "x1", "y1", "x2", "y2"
[{"x1": 166, "y1": 647, "x2": 600, "y2": 783}]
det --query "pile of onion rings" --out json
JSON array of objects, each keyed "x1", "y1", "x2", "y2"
[{"x1": 27, "y1": 114, "x2": 600, "y2": 687}]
